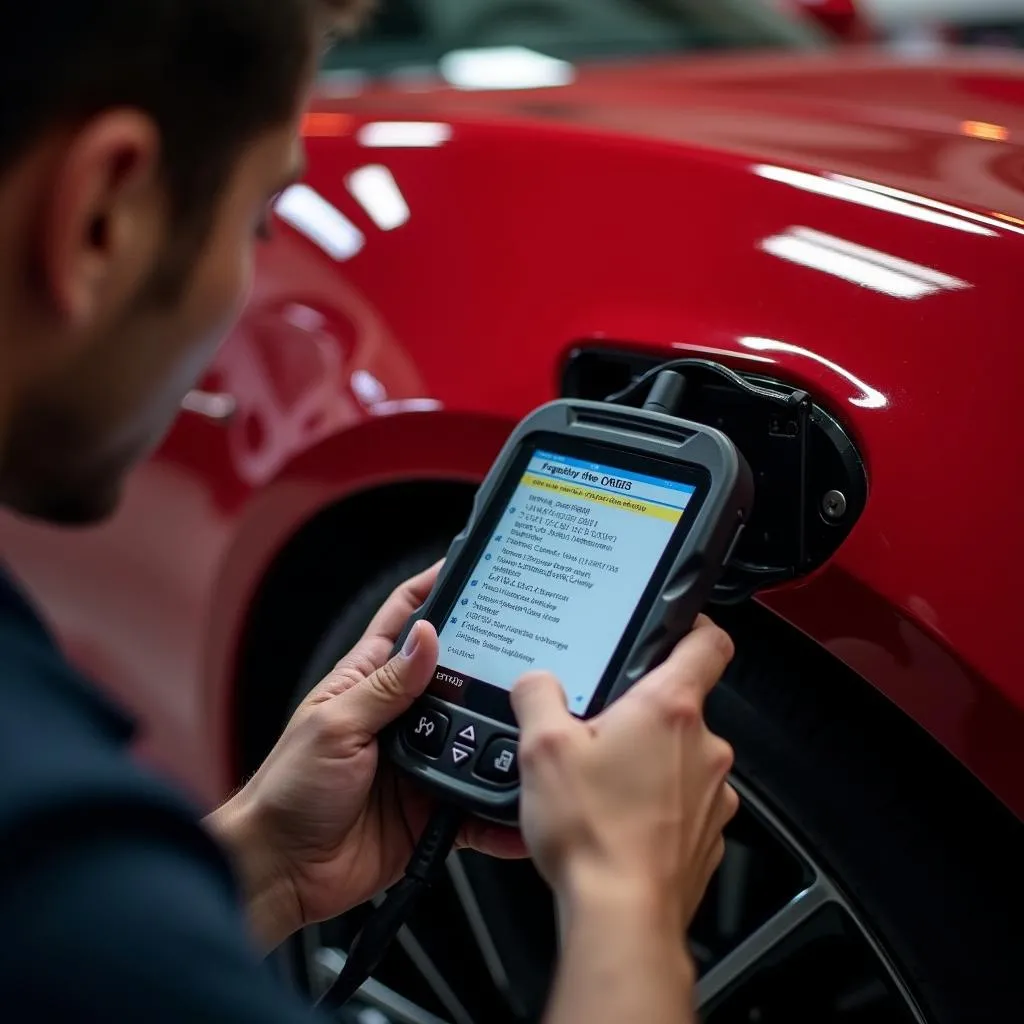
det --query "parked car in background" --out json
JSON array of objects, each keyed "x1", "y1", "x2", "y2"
[{"x1": 2, "y1": 1, "x2": 1021, "y2": 1022}]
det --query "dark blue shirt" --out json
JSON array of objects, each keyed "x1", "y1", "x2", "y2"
[{"x1": 0, "y1": 569, "x2": 318, "y2": 1020}]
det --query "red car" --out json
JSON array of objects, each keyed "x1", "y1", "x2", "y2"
[{"x1": 2, "y1": 2, "x2": 1022, "y2": 1022}]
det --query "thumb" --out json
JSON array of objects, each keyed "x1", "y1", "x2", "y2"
[
  {"x1": 511, "y1": 671, "x2": 572, "y2": 733},
  {"x1": 331, "y1": 620, "x2": 439, "y2": 739}
]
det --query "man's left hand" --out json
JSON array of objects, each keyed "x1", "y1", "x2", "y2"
[{"x1": 209, "y1": 562, "x2": 525, "y2": 949}]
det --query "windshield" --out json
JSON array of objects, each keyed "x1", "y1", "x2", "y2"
[{"x1": 323, "y1": 0, "x2": 827, "y2": 75}]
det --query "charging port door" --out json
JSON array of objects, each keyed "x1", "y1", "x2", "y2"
[{"x1": 562, "y1": 348, "x2": 868, "y2": 604}]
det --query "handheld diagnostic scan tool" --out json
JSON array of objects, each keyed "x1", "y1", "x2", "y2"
[{"x1": 389, "y1": 394, "x2": 754, "y2": 824}]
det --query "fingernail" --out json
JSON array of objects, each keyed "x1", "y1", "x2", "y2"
[{"x1": 402, "y1": 625, "x2": 420, "y2": 658}]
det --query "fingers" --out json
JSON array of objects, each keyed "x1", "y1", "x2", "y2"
[
  {"x1": 327, "y1": 620, "x2": 440, "y2": 739},
  {"x1": 684, "y1": 784, "x2": 740, "y2": 927},
  {"x1": 458, "y1": 820, "x2": 529, "y2": 861},
  {"x1": 699, "y1": 783, "x2": 740, "y2": 879},
  {"x1": 511, "y1": 671, "x2": 571, "y2": 734},
  {"x1": 617, "y1": 617, "x2": 734, "y2": 719},
  {"x1": 703, "y1": 782, "x2": 740, "y2": 853},
  {"x1": 648, "y1": 616, "x2": 735, "y2": 701}
]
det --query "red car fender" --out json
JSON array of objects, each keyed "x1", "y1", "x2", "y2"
[
  {"x1": 199, "y1": 390, "x2": 1024, "y2": 820},
  {"x1": 201, "y1": 408, "x2": 517, "y2": 782}
]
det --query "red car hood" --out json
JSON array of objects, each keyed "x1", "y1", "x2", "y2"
[{"x1": 323, "y1": 48, "x2": 1024, "y2": 217}]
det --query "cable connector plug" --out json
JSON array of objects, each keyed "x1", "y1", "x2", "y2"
[{"x1": 642, "y1": 369, "x2": 687, "y2": 417}]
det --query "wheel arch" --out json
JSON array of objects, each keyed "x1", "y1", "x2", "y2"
[
  {"x1": 231, "y1": 476, "x2": 477, "y2": 776},
  {"x1": 201, "y1": 409, "x2": 516, "y2": 781}
]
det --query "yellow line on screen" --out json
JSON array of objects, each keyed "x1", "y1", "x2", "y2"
[{"x1": 522, "y1": 474, "x2": 683, "y2": 523}]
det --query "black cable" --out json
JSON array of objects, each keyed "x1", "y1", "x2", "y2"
[
  {"x1": 317, "y1": 803, "x2": 464, "y2": 1012},
  {"x1": 604, "y1": 358, "x2": 795, "y2": 409}
]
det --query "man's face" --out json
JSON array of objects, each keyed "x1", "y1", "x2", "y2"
[{"x1": 0, "y1": 108, "x2": 306, "y2": 525}]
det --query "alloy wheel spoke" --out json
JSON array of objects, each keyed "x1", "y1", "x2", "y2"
[
  {"x1": 314, "y1": 947, "x2": 451, "y2": 1024},
  {"x1": 696, "y1": 878, "x2": 837, "y2": 1009},
  {"x1": 447, "y1": 854, "x2": 512, "y2": 992},
  {"x1": 367, "y1": 894, "x2": 475, "y2": 1024}
]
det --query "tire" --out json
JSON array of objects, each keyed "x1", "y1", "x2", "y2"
[
  {"x1": 705, "y1": 600, "x2": 1024, "y2": 1024},
  {"x1": 278, "y1": 542, "x2": 1024, "y2": 1023}
]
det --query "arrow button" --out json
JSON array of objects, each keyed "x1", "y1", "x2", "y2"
[
  {"x1": 457, "y1": 724, "x2": 477, "y2": 746},
  {"x1": 451, "y1": 745, "x2": 472, "y2": 767}
]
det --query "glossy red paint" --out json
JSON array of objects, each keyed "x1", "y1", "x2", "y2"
[{"x1": 2, "y1": 49, "x2": 1023, "y2": 817}]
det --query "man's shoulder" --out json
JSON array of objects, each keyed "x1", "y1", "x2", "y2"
[
  {"x1": 0, "y1": 575, "x2": 231, "y2": 888},
  {"x1": 0, "y1": 575, "x2": 320, "y2": 1021}
]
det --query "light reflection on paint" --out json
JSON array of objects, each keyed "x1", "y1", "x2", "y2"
[
  {"x1": 961, "y1": 120, "x2": 1009, "y2": 142},
  {"x1": 760, "y1": 226, "x2": 971, "y2": 301},
  {"x1": 439, "y1": 46, "x2": 574, "y2": 91},
  {"x1": 351, "y1": 370, "x2": 387, "y2": 405},
  {"x1": 754, "y1": 164, "x2": 995, "y2": 237},
  {"x1": 301, "y1": 112, "x2": 352, "y2": 137},
  {"x1": 371, "y1": 399, "x2": 444, "y2": 417},
  {"x1": 275, "y1": 184, "x2": 365, "y2": 260},
  {"x1": 740, "y1": 336, "x2": 888, "y2": 410},
  {"x1": 670, "y1": 342, "x2": 776, "y2": 365},
  {"x1": 357, "y1": 122, "x2": 453, "y2": 148},
  {"x1": 347, "y1": 165, "x2": 411, "y2": 231},
  {"x1": 830, "y1": 174, "x2": 1024, "y2": 239}
]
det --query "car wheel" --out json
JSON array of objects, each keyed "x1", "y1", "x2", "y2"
[
  {"x1": 699, "y1": 600, "x2": 1023, "y2": 1023},
  {"x1": 278, "y1": 553, "x2": 1023, "y2": 1024}
]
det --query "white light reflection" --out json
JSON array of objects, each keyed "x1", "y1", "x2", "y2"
[
  {"x1": 282, "y1": 303, "x2": 327, "y2": 332},
  {"x1": 357, "y1": 122, "x2": 453, "y2": 148},
  {"x1": 670, "y1": 342, "x2": 776, "y2": 366},
  {"x1": 275, "y1": 184, "x2": 365, "y2": 260},
  {"x1": 351, "y1": 370, "x2": 387, "y2": 405},
  {"x1": 371, "y1": 399, "x2": 444, "y2": 417},
  {"x1": 740, "y1": 336, "x2": 888, "y2": 410},
  {"x1": 439, "y1": 46, "x2": 574, "y2": 91},
  {"x1": 754, "y1": 165, "x2": 995, "y2": 237},
  {"x1": 830, "y1": 174, "x2": 1024, "y2": 239},
  {"x1": 347, "y1": 165, "x2": 411, "y2": 231},
  {"x1": 760, "y1": 226, "x2": 971, "y2": 301}
]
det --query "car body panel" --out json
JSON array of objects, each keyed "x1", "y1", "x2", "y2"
[{"x1": 2, "y1": 49, "x2": 1022, "y2": 815}]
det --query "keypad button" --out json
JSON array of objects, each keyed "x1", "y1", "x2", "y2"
[
  {"x1": 476, "y1": 738, "x2": 520, "y2": 785},
  {"x1": 456, "y1": 723, "x2": 478, "y2": 746},
  {"x1": 450, "y1": 745, "x2": 473, "y2": 767},
  {"x1": 402, "y1": 708, "x2": 449, "y2": 759}
]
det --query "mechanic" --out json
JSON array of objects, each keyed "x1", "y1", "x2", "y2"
[{"x1": 0, "y1": 3, "x2": 738, "y2": 1022}]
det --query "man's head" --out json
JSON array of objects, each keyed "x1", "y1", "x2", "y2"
[{"x1": 0, "y1": 0, "x2": 367, "y2": 525}]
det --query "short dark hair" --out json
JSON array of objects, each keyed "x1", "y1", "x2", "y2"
[{"x1": 0, "y1": 1, "x2": 360, "y2": 218}]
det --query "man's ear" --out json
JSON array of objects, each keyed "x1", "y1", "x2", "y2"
[{"x1": 40, "y1": 110, "x2": 165, "y2": 329}]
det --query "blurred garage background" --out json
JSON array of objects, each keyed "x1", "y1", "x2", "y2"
[
  {"x1": 864, "y1": 0, "x2": 1024, "y2": 49},
  {"x1": 319, "y1": 0, "x2": 1024, "y2": 60}
]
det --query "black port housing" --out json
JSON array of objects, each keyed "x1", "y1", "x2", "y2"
[{"x1": 561, "y1": 347, "x2": 868, "y2": 604}]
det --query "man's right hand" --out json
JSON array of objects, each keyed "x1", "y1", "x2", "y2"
[{"x1": 512, "y1": 616, "x2": 739, "y2": 933}]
